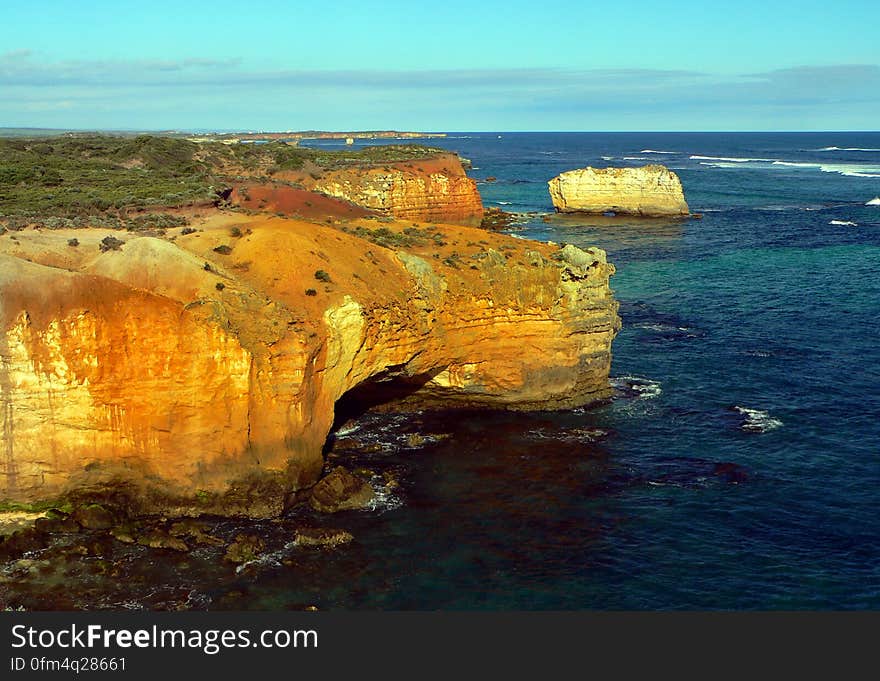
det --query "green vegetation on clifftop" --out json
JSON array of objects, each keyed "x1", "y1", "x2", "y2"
[{"x1": 0, "y1": 134, "x2": 450, "y2": 224}]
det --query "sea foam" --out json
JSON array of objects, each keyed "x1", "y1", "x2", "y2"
[
  {"x1": 691, "y1": 155, "x2": 773, "y2": 162},
  {"x1": 612, "y1": 375, "x2": 663, "y2": 400},
  {"x1": 734, "y1": 406, "x2": 783, "y2": 433},
  {"x1": 772, "y1": 161, "x2": 880, "y2": 178},
  {"x1": 816, "y1": 146, "x2": 880, "y2": 152},
  {"x1": 698, "y1": 157, "x2": 880, "y2": 177},
  {"x1": 699, "y1": 161, "x2": 757, "y2": 169},
  {"x1": 772, "y1": 161, "x2": 820, "y2": 168},
  {"x1": 829, "y1": 220, "x2": 858, "y2": 226}
]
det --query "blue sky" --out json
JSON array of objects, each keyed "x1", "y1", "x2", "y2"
[{"x1": 1, "y1": 0, "x2": 877, "y2": 131}]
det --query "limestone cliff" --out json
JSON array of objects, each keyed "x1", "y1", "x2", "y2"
[
  {"x1": 548, "y1": 164, "x2": 689, "y2": 217},
  {"x1": 304, "y1": 153, "x2": 484, "y2": 226},
  {"x1": 0, "y1": 215, "x2": 618, "y2": 516}
]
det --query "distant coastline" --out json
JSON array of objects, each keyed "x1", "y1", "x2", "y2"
[{"x1": 0, "y1": 127, "x2": 446, "y2": 141}]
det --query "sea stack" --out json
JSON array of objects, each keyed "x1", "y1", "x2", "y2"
[{"x1": 548, "y1": 164, "x2": 689, "y2": 217}]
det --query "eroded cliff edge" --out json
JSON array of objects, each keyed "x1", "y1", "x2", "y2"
[
  {"x1": 286, "y1": 152, "x2": 484, "y2": 226},
  {"x1": 0, "y1": 216, "x2": 619, "y2": 516}
]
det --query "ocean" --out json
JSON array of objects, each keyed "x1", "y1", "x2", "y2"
[
  {"x1": 7, "y1": 132, "x2": 880, "y2": 610},
  {"x1": 275, "y1": 132, "x2": 880, "y2": 609}
]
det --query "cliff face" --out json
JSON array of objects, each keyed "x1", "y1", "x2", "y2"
[
  {"x1": 0, "y1": 216, "x2": 618, "y2": 516},
  {"x1": 306, "y1": 153, "x2": 484, "y2": 226},
  {"x1": 549, "y1": 164, "x2": 689, "y2": 216}
]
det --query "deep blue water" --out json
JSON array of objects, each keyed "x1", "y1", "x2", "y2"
[{"x1": 285, "y1": 133, "x2": 880, "y2": 609}]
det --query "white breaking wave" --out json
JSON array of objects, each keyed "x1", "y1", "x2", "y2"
[
  {"x1": 772, "y1": 161, "x2": 820, "y2": 168},
  {"x1": 640, "y1": 149, "x2": 678, "y2": 154},
  {"x1": 830, "y1": 220, "x2": 858, "y2": 226},
  {"x1": 867, "y1": 197, "x2": 880, "y2": 206},
  {"x1": 623, "y1": 156, "x2": 650, "y2": 161},
  {"x1": 772, "y1": 161, "x2": 880, "y2": 178},
  {"x1": 235, "y1": 549, "x2": 285, "y2": 575},
  {"x1": 821, "y1": 164, "x2": 880, "y2": 178},
  {"x1": 601, "y1": 156, "x2": 615, "y2": 161},
  {"x1": 611, "y1": 375, "x2": 663, "y2": 400},
  {"x1": 691, "y1": 155, "x2": 774, "y2": 162},
  {"x1": 335, "y1": 422, "x2": 361, "y2": 437},
  {"x1": 496, "y1": 201, "x2": 512, "y2": 205},
  {"x1": 698, "y1": 157, "x2": 880, "y2": 177},
  {"x1": 734, "y1": 406, "x2": 783, "y2": 433},
  {"x1": 699, "y1": 162, "x2": 755, "y2": 169},
  {"x1": 816, "y1": 146, "x2": 880, "y2": 152},
  {"x1": 363, "y1": 473, "x2": 404, "y2": 514}
]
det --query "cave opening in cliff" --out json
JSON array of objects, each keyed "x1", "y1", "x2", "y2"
[{"x1": 324, "y1": 367, "x2": 443, "y2": 453}]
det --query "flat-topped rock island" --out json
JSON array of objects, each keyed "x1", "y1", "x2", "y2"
[{"x1": 548, "y1": 164, "x2": 690, "y2": 217}]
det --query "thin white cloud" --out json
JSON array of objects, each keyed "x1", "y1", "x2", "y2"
[
  {"x1": 0, "y1": 48, "x2": 33, "y2": 61},
  {"x1": 0, "y1": 52, "x2": 705, "y2": 88},
  {"x1": 0, "y1": 53, "x2": 876, "y2": 130}
]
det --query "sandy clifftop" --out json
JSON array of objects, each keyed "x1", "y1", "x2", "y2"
[
  {"x1": 548, "y1": 164, "x2": 689, "y2": 217},
  {"x1": 0, "y1": 215, "x2": 618, "y2": 515}
]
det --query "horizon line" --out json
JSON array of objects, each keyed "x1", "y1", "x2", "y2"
[{"x1": 2, "y1": 127, "x2": 880, "y2": 135}]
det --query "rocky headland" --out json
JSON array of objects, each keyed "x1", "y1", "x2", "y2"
[
  {"x1": 0, "y1": 133, "x2": 620, "y2": 518},
  {"x1": 308, "y1": 153, "x2": 483, "y2": 226},
  {"x1": 548, "y1": 164, "x2": 690, "y2": 217},
  {"x1": 269, "y1": 152, "x2": 483, "y2": 226}
]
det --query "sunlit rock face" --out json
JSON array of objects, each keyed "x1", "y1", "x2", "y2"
[
  {"x1": 549, "y1": 164, "x2": 689, "y2": 217},
  {"x1": 0, "y1": 214, "x2": 618, "y2": 516},
  {"x1": 309, "y1": 153, "x2": 484, "y2": 226}
]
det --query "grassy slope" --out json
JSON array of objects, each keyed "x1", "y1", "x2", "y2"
[{"x1": 0, "y1": 134, "x2": 448, "y2": 222}]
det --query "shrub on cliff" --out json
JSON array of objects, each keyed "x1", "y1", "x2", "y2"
[{"x1": 99, "y1": 235, "x2": 124, "y2": 252}]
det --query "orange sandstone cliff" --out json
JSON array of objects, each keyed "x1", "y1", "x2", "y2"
[
  {"x1": 0, "y1": 215, "x2": 618, "y2": 516},
  {"x1": 298, "y1": 153, "x2": 484, "y2": 226}
]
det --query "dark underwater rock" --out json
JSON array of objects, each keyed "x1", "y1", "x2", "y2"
[
  {"x1": 34, "y1": 515, "x2": 81, "y2": 534},
  {"x1": 137, "y1": 530, "x2": 189, "y2": 552},
  {"x1": 223, "y1": 534, "x2": 265, "y2": 564},
  {"x1": 309, "y1": 467, "x2": 375, "y2": 513},
  {"x1": 72, "y1": 504, "x2": 116, "y2": 530},
  {"x1": 293, "y1": 527, "x2": 354, "y2": 548}
]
